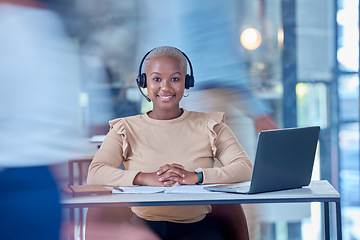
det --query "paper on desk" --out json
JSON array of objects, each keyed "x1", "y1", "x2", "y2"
[{"x1": 112, "y1": 184, "x2": 219, "y2": 194}]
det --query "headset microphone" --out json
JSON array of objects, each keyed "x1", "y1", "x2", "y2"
[
  {"x1": 137, "y1": 84, "x2": 151, "y2": 102},
  {"x1": 136, "y1": 47, "x2": 195, "y2": 102}
]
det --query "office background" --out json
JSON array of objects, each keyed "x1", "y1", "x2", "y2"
[{"x1": 6, "y1": 0, "x2": 357, "y2": 239}]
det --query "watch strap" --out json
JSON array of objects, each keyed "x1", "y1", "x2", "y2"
[{"x1": 195, "y1": 170, "x2": 203, "y2": 184}]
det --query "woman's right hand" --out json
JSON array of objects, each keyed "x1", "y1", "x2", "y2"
[
  {"x1": 157, "y1": 163, "x2": 186, "y2": 186},
  {"x1": 133, "y1": 163, "x2": 185, "y2": 187},
  {"x1": 133, "y1": 172, "x2": 168, "y2": 187}
]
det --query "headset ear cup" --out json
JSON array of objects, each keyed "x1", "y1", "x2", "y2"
[
  {"x1": 185, "y1": 74, "x2": 194, "y2": 89},
  {"x1": 140, "y1": 73, "x2": 147, "y2": 88},
  {"x1": 136, "y1": 75, "x2": 141, "y2": 87}
]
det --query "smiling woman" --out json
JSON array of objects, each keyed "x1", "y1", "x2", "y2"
[
  {"x1": 87, "y1": 46, "x2": 253, "y2": 239},
  {"x1": 145, "y1": 54, "x2": 186, "y2": 120}
]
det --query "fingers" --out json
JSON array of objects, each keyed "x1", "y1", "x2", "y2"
[
  {"x1": 162, "y1": 180, "x2": 180, "y2": 187},
  {"x1": 179, "y1": 171, "x2": 199, "y2": 185},
  {"x1": 162, "y1": 170, "x2": 199, "y2": 185},
  {"x1": 136, "y1": 171, "x2": 185, "y2": 187},
  {"x1": 156, "y1": 163, "x2": 199, "y2": 186},
  {"x1": 158, "y1": 169, "x2": 184, "y2": 182},
  {"x1": 157, "y1": 163, "x2": 184, "y2": 176},
  {"x1": 157, "y1": 163, "x2": 185, "y2": 184}
]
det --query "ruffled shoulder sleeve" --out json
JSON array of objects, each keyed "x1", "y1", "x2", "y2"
[
  {"x1": 109, "y1": 118, "x2": 122, "y2": 129},
  {"x1": 207, "y1": 112, "x2": 225, "y2": 157},
  {"x1": 108, "y1": 118, "x2": 130, "y2": 158}
]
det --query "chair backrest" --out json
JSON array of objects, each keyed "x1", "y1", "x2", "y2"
[{"x1": 68, "y1": 157, "x2": 93, "y2": 185}]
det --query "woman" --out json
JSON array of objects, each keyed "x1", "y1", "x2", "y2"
[{"x1": 87, "y1": 46, "x2": 253, "y2": 240}]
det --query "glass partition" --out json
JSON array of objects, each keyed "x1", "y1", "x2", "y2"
[{"x1": 60, "y1": 0, "x2": 359, "y2": 239}]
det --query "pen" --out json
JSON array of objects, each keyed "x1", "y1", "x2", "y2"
[{"x1": 112, "y1": 186, "x2": 124, "y2": 192}]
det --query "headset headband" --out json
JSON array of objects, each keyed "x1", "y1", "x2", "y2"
[
  {"x1": 136, "y1": 47, "x2": 195, "y2": 102},
  {"x1": 138, "y1": 48, "x2": 194, "y2": 83}
]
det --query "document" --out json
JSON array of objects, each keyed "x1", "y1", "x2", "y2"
[{"x1": 111, "y1": 184, "x2": 221, "y2": 194}]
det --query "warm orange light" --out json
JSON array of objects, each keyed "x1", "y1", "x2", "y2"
[
  {"x1": 240, "y1": 28, "x2": 262, "y2": 50},
  {"x1": 277, "y1": 27, "x2": 284, "y2": 48}
]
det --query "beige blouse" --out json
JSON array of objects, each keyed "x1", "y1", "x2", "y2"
[{"x1": 87, "y1": 109, "x2": 253, "y2": 223}]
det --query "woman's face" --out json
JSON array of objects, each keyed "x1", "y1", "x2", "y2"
[{"x1": 146, "y1": 55, "x2": 186, "y2": 113}]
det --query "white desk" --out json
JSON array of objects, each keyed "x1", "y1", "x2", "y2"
[
  {"x1": 89, "y1": 135, "x2": 105, "y2": 144},
  {"x1": 62, "y1": 180, "x2": 342, "y2": 240}
]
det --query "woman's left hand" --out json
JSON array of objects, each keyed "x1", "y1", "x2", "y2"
[{"x1": 157, "y1": 163, "x2": 199, "y2": 185}]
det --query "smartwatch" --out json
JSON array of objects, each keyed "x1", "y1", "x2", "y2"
[{"x1": 194, "y1": 168, "x2": 203, "y2": 184}]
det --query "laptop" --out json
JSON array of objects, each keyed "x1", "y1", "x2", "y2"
[{"x1": 204, "y1": 126, "x2": 320, "y2": 194}]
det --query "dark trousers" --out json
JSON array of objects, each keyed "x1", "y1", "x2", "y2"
[
  {"x1": 0, "y1": 166, "x2": 62, "y2": 240},
  {"x1": 144, "y1": 215, "x2": 224, "y2": 240}
]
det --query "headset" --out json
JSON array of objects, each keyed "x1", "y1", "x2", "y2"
[{"x1": 136, "y1": 47, "x2": 195, "y2": 102}]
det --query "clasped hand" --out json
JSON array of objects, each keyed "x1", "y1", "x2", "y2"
[{"x1": 133, "y1": 163, "x2": 199, "y2": 187}]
